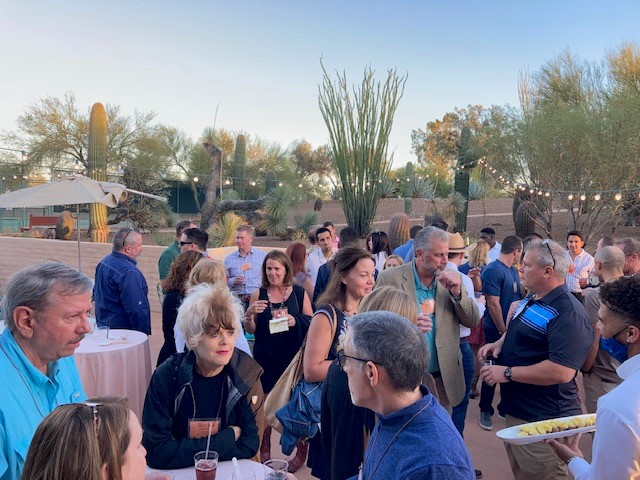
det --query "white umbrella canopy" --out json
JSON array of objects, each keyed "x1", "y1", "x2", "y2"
[
  {"x1": 0, "y1": 174, "x2": 166, "y2": 272},
  {"x1": 0, "y1": 174, "x2": 128, "y2": 208}
]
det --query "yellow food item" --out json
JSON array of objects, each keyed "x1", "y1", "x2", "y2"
[{"x1": 518, "y1": 415, "x2": 596, "y2": 436}]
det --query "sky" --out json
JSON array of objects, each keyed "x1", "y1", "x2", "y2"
[{"x1": 1, "y1": 0, "x2": 639, "y2": 168}]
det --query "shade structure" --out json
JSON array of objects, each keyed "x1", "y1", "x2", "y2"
[
  {"x1": 0, "y1": 174, "x2": 128, "y2": 208},
  {"x1": 0, "y1": 174, "x2": 166, "y2": 272}
]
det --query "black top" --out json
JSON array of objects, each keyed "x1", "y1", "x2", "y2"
[
  {"x1": 321, "y1": 360, "x2": 375, "y2": 480},
  {"x1": 252, "y1": 285, "x2": 310, "y2": 393},
  {"x1": 500, "y1": 284, "x2": 593, "y2": 422},
  {"x1": 157, "y1": 290, "x2": 183, "y2": 366}
]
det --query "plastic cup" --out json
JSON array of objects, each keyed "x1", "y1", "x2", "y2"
[
  {"x1": 194, "y1": 451, "x2": 218, "y2": 480},
  {"x1": 145, "y1": 472, "x2": 175, "y2": 480},
  {"x1": 264, "y1": 459, "x2": 288, "y2": 480}
]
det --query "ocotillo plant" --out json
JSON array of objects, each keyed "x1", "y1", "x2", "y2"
[
  {"x1": 233, "y1": 134, "x2": 247, "y2": 199},
  {"x1": 89, "y1": 102, "x2": 109, "y2": 243},
  {"x1": 404, "y1": 161, "x2": 414, "y2": 215}
]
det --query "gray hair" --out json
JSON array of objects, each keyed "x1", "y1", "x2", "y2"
[
  {"x1": 4, "y1": 262, "x2": 93, "y2": 332},
  {"x1": 527, "y1": 239, "x2": 572, "y2": 278},
  {"x1": 348, "y1": 311, "x2": 428, "y2": 392},
  {"x1": 112, "y1": 227, "x2": 141, "y2": 252},
  {"x1": 615, "y1": 237, "x2": 640, "y2": 256},
  {"x1": 177, "y1": 283, "x2": 243, "y2": 349},
  {"x1": 413, "y1": 226, "x2": 449, "y2": 254}
]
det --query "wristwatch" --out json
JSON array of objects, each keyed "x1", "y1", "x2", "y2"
[{"x1": 504, "y1": 367, "x2": 513, "y2": 382}]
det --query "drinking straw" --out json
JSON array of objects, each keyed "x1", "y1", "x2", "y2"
[
  {"x1": 205, "y1": 421, "x2": 213, "y2": 458},
  {"x1": 232, "y1": 457, "x2": 243, "y2": 479}
]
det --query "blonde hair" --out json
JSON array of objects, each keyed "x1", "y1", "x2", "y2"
[
  {"x1": 187, "y1": 258, "x2": 227, "y2": 290},
  {"x1": 178, "y1": 283, "x2": 243, "y2": 349},
  {"x1": 359, "y1": 286, "x2": 418, "y2": 324},
  {"x1": 383, "y1": 255, "x2": 404, "y2": 269},
  {"x1": 468, "y1": 240, "x2": 490, "y2": 268},
  {"x1": 22, "y1": 397, "x2": 130, "y2": 480}
]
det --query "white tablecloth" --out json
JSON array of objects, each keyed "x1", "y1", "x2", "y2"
[
  {"x1": 74, "y1": 328, "x2": 152, "y2": 419},
  {"x1": 147, "y1": 459, "x2": 269, "y2": 479}
]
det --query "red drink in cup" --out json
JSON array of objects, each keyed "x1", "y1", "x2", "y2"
[{"x1": 194, "y1": 451, "x2": 218, "y2": 480}]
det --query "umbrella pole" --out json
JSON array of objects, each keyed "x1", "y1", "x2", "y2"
[{"x1": 77, "y1": 204, "x2": 82, "y2": 273}]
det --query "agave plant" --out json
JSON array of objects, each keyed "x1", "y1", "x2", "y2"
[
  {"x1": 467, "y1": 180, "x2": 485, "y2": 201},
  {"x1": 294, "y1": 212, "x2": 318, "y2": 237},
  {"x1": 379, "y1": 180, "x2": 397, "y2": 198},
  {"x1": 412, "y1": 177, "x2": 436, "y2": 199},
  {"x1": 208, "y1": 213, "x2": 247, "y2": 247}
]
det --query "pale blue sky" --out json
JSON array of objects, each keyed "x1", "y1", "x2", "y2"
[{"x1": 1, "y1": 1, "x2": 638, "y2": 167}]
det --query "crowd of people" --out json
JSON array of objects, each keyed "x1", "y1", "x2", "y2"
[{"x1": 1, "y1": 214, "x2": 639, "y2": 480}]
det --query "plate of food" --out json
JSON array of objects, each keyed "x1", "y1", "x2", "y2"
[{"x1": 497, "y1": 413, "x2": 596, "y2": 445}]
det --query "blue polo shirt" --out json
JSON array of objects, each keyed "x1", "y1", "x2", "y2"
[
  {"x1": 481, "y1": 259, "x2": 522, "y2": 336},
  {"x1": 0, "y1": 329, "x2": 86, "y2": 480},
  {"x1": 412, "y1": 262, "x2": 439, "y2": 373},
  {"x1": 500, "y1": 285, "x2": 593, "y2": 422}
]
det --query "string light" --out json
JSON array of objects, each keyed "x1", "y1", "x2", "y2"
[
  {"x1": 568, "y1": 194, "x2": 574, "y2": 201},
  {"x1": 580, "y1": 194, "x2": 586, "y2": 201},
  {"x1": 594, "y1": 193, "x2": 601, "y2": 201},
  {"x1": 615, "y1": 193, "x2": 622, "y2": 201}
]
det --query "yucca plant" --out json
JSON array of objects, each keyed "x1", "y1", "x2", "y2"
[
  {"x1": 220, "y1": 189, "x2": 240, "y2": 201},
  {"x1": 264, "y1": 185, "x2": 295, "y2": 237},
  {"x1": 424, "y1": 192, "x2": 465, "y2": 231},
  {"x1": 208, "y1": 213, "x2": 247, "y2": 247},
  {"x1": 294, "y1": 212, "x2": 319, "y2": 237},
  {"x1": 468, "y1": 180, "x2": 485, "y2": 201}
]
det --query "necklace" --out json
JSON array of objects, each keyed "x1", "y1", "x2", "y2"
[
  {"x1": 361, "y1": 395, "x2": 432, "y2": 480},
  {"x1": 267, "y1": 285, "x2": 290, "y2": 311},
  {"x1": 0, "y1": 341, "x2": 56, "y2": 419}
]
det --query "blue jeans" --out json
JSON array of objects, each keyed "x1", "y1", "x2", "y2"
[
  {"x1": 451, "y1": 338, "x2": 475, "y2": 436},
  {"x1": 479, "y1": 323, "x2": 503, "y2": 416}
]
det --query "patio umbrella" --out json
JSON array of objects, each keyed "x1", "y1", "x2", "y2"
[{"x1": 0, "y1": 174, "x2": 166, "y2": 271}]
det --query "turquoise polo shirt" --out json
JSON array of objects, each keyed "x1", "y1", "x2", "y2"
[
  {"x1": 0, "y1": 329, "x2": 86, "y2": 480},
  {"x1": 412, "y1": 262, "x2": 439, "y2": 373}
]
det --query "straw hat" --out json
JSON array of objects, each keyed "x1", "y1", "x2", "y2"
[{"x1": 448, "y1": 232, "x2": 474, "y2": 253}]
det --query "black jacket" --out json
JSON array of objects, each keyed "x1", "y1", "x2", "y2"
[{"x1": 142, "y1": 349, "x2": 265, "y2": 469}]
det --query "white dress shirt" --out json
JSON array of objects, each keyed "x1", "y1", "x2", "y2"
[
  {"x1": 306, "y1": 248, "x2": 331, "y2": 285},
  {"x1": 446, "y1": 261, "x2": 485, "y2": 337},
  {"x1": 566, "y1": 249, "x2": 595, "y2": 294},
  {"x1": 569, "y1": 353, "x2": 640, "y2": 479}
]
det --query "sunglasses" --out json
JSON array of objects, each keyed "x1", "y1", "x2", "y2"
[
  {"x1": 180, "y1": 241, "x2": 196, "y2": 246},
  {"x1": 542, "y1": 239, "x2": 556, "y2": 269},
  {"x1": 83, "y1": 401, "x2": 103, "y2": 433},
  {"x1": 121, "y1": 227, "x2": 134, "y2": 249}
]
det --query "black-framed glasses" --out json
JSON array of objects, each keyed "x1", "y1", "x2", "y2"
[
  {"x1": 121, "y1": 227, "x2": 134, "y2": 249},
  {"x1": 542, "y1": 239, "x2": 556, "y2": 269},
  {"x1": 83, "y1": 401, "x2": 103, "y2": 433},
  {"x1": 337, "y1": 350, "x2": 383, "y2": 369},
  {"x1": 180, "y1": 241, "x2": 196, "y2": 246}
]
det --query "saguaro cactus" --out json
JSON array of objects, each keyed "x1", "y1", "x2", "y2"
[
  {"x1": 264, "y1": 170, "x2": 278, "y2": 195},
  {"x1": 233, "y1": 134, "x2": 247, "y2": 199},
  {"x1": 453, "y1": 127, "x2": 478, "y2": 232},
  {"x1": 404, "y1": 161, "x2": 414, "y2": 215},
  {"x1": 89, "y1": 102, "x2": 109, "y2": 243}
]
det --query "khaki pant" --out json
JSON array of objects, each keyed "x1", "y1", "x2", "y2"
[
  {"x1": 433, "y1": 375, "x2": 451, "y2": 413},
  {"x1": 583, "y1": 372, "x2": 619, "y2": 414},
  {"x1": 504, "y1": 415, "x2": 568, "y2": 480}
]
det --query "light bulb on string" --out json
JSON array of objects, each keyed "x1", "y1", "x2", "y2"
[
  {"x1": 278, "y1": 182, "x2": 283, "y2": 187},
  {"x1": 193, "y1": 177, "x2": 199, "y2": 183},
  {"x1": 568, "y1": 194, "x2": 574, "y2": 201},
  {"x1": 544, "y1": 192, "x2": 550, "y2": 197},
  {"x1": 615, "y1": 193, "x2": 622, "y2": 201},
  {"x1": 580, "y1": 194, "x2": 586, "y2": 201},
  {"x1": 594, "y1": 193, "x2": 601, "y2": 201}
]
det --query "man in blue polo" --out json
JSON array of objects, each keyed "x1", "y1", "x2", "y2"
[
  {"x1": 479, "y1": 239, "x2": 593, "y2": 480},
  {"x1": 0, "y1": 262, "x2": 89, "y2": 480},
  {"x1": 94, "y1": 227, "x2": 151, "y2": 334}
]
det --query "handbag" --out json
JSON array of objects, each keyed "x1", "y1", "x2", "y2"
[{"x1": 264, "y1": 304, "x2": 337, "y2": 433}]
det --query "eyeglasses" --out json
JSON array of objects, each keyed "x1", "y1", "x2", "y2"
[
  {"x1": 83, "y1": 401, "x2": 103, "y2": 433},
  {"x1": 337, "y1": 350, "x2": 383, "y2": 369},
  {"x1": 180, "y1": 241, "x2": 196, "y2": 246},
  {"x1": 121, "y1": 227, "x2": 134, "y2": 249},
  {"x1": 542, "y1": 239, "x2": 556, "y2": 269}
]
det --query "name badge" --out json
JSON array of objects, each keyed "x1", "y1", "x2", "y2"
[
  {"x1": 269, "y1": 317, "x2": 289, "y2": 334},
  {"x1": 241, "y1": 263, "x2": 251, "y2": 271},
  {"x1": 188, "y1": 418, "x2": 220, "y2": 439}
]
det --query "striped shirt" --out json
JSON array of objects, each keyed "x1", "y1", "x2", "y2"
[{"x1": 566, "y1": 249, "x2": 595, "y2": 294}]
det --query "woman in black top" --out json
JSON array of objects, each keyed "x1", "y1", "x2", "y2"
[
  {"x1": 157, "y1": 251, "x2": 203, "y2": 366},
  {"x1": 244, "y1": 250, "x2": 313, "y2": 463}
]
